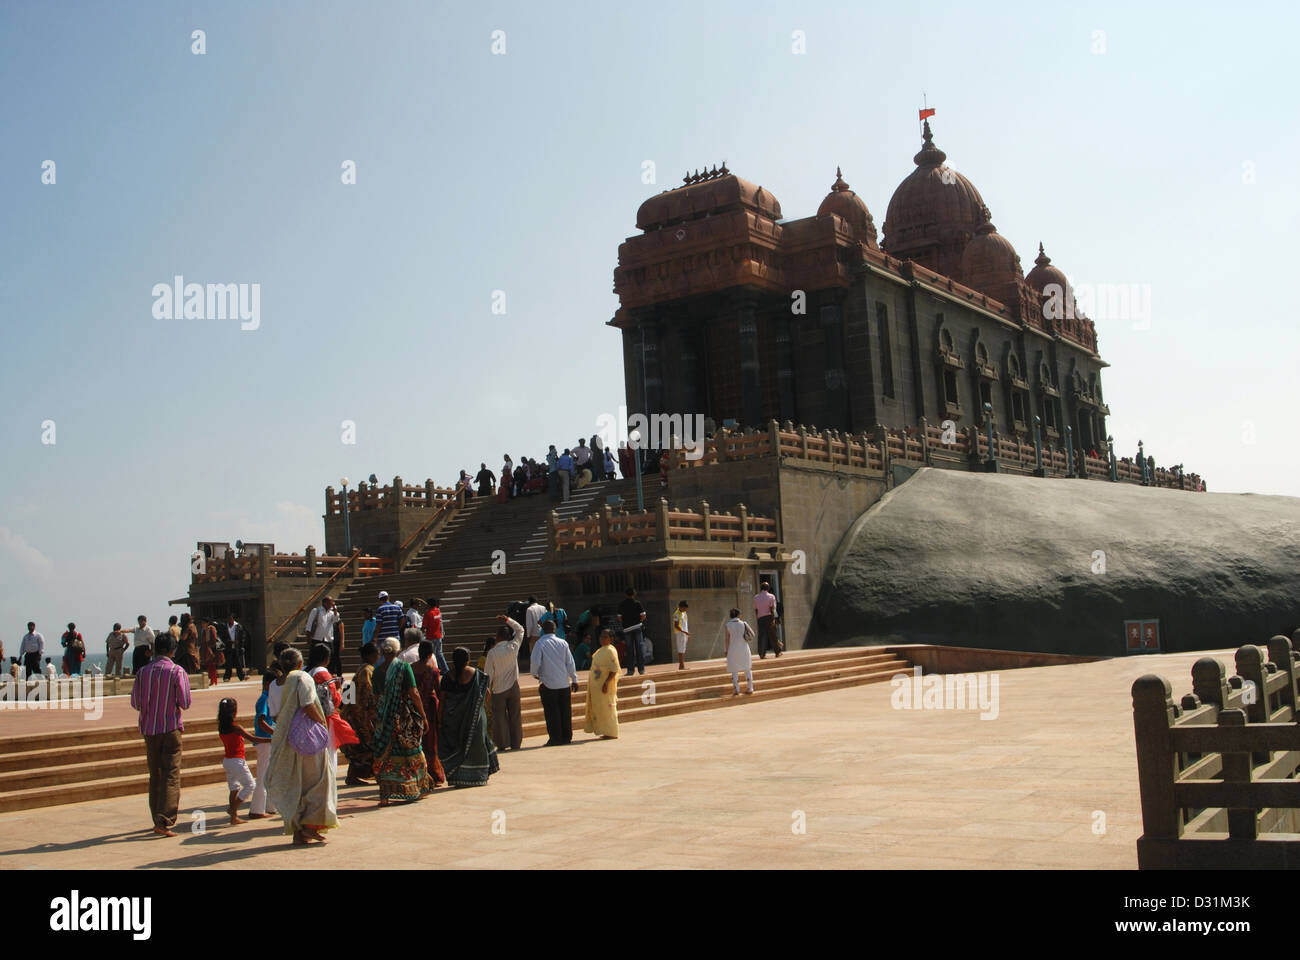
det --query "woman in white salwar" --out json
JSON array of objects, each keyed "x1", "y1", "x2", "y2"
[
  {"x1": 264, "y1": 648, "x2": 337, "y2": 845},
  {"x1": 724, "y1": 609, "x2": 756, "y2": 696}
]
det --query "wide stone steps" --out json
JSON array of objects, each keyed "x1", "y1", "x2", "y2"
[{"x1": 0, "y1": 648, "x2": 910, "y2": 812}]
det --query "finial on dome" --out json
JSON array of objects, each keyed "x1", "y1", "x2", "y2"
[
  {"x1": 831, "y1": 167, "x2": 851, "y2": 192},
  {"x1": 1035, "y1": 243, "x2": 1051, "y2": 267},
  {"x1": 913, "y1": 119, "x2": 947, "y2": 167},
  {"x1": 975, "y1": 206, "x2": 996, "y2": 234}
]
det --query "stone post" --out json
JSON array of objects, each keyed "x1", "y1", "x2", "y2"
[
  {"x1": 701, "y1": 500, "x2": 711, "y2": 541},
  {"x1": 391, "y1": 476, "x2": 403, "y2": 509},
  {"x1": 767, "y1": 419, "x2": 780, "y2": 460},
  {"x1": 325, "y1": 485, "x2": 336, "y2": 517},
  {"x1": 599, "y1": 504, "x2": 611, "y2": 549},
  {"x1": 357, "y1": 481, "x2": 369, "y2": 509},
  {"x1": 738, "y1": 503, "x2": 749, "y2": 542},
  {"x1": 717, "y1": 427, "x2": 729, "y2": 463},
  {"x1": 798, "y1": 424, "x2": 809, "y2": 459},
  {"x1": 919, "y1": 416, "x2": 930, "y2": 465},
  {"x1": 305, "y1": 545, "x2": 317, "y2": 578},
  {"x1": 656, "y1": 498, "x2": 671, "y2": 545},
  {"x1": 425, "y1": 478, "x2": 437, "y2": 506},
  {"x1": 259, "y1": 548, "x2": 270, "y2": 582}
]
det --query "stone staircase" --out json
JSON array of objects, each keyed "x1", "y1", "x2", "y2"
[
  {"x1": 333, "y1": 478, "x2": 634, "y2": 673},
  {"x1": 0, "y1": 647, "x2": 913, "y2": 813}
]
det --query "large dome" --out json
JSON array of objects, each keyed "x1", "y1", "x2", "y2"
[
  {"x1": 816, "y1": 167, "x2": 878, "y2": 246},
  {"x1": 883, "y1": 121, "x2": 987, "y2": 279}
]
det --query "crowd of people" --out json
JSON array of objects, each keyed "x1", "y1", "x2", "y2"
[
  {"x1": 8, "y1": 613, "x2": 251, "y2": 682},
  {"x1": 124, "y1": 581, "x2": 786, "y2": 844},
  {"x1": 454, "y1": 436, "x2": 665, "y2": 504}
]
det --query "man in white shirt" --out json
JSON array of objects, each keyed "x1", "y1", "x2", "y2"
[
  {"x1": 18, "y1": 622, "x2": 44, "y2": 678},
  {"x1": 130, "y1": 616, "x2": 156, "y2": 674},
  {"x1": 484, "y1": 615, "x2": 524, "y2": 750},
  {"x1": 304, "y1": 597, "x2": 339, "y2": 663},
  {"x1": 573, "y1": 440, "x2": 591, "y2": 471},
  {"x1": 524, "y1": 596, "x2": 547, "y2": 653}
]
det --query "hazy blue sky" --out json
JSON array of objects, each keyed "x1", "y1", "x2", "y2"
[{"x1": 2, "y1": 0, "x2": 1296, "y2": 645}]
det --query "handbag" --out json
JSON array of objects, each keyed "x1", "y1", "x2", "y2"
[{"x1": 288, "y1": 707, "x2": 329, "y2": 756}]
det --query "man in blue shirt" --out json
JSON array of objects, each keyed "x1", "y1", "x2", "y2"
[
  {"x1": 530, "y1": 621, "x2": 578, "y2": 745},
  {"x1": 556, "y1": 449, "x2": 575, "y2": 502},
  {"x1": 373, "y1": 592, "x2": 403, "y2": 641}
]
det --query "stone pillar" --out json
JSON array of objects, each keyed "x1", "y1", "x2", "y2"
[
  {"x1": 738, "y1": 503, "x2": 750, "y2": 542},
  {"x1": 701, "y1": 500, "x2": 711, "y2": 541},
  {"x1": 798, "y1": 424, "x2": 809, "y2": 459},
  {"x1": 656, "y1": 498, "x2": 671, "y2": 545},
  {"x1": 258, "y1": 549, "x2": 270, "y2": 582},
  {"x1": 919, "y1": 417, "x2": 930, "y2": 465},
  {"x1": 767, "y1": 419, "x2": 781, "y2": 460},
  {"x1": 391, "y1": 476, "x2": 403, "y2": 510},
  {"x1": 425, "y1": 478, "x2": 437, "y2": 506},
  {"x1": 325, "y1": 486, "x2": 335, "y2": 517},
  {"x1": 306, "y1": 545, "x2": 317, "y2": 578},
  {"x1": 357, "y1": 481, "x2": 369, "y2": 509}
]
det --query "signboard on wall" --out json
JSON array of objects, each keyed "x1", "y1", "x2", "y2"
[{"x1": 1124, "y1": 619, "x2": 1160, "y2": 653}]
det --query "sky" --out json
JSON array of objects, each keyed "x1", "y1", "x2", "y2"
[{"x1": 2, "y1": 0, "x2": 1297, "y2": 645}]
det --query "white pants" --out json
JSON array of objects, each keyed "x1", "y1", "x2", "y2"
[
  {"x1": 223, "y1": 757, "x2": 255, "y2": 802},
  {"x1": 251, "y1": 742, "x2": 276, "y2": 815},
  {"x1": 731, "y1": 670, "x2": 753, "y2": 693}
]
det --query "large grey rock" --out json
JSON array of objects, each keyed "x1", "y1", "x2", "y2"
[{"x1": 811, "y1": 468, "x2": 1300, "y2": 656}]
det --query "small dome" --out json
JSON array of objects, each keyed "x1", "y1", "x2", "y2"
[
  {"x1": 1024, "y1": 243, "x2": 1069, "y2": 294},
  {"x1": 816, "y1": 167, "x2": 878, "y2": 245},
  {"x1": 959, "y1": 208, "x2": 1021, "y2": 303},
  {"x1": 883, "y1": 121, "x2": 988, "y2": 277}
]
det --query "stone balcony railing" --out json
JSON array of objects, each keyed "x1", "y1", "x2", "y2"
[
  {"x1": 191, "y1": 547, "x2": 392, "y2": 583},
  {"x1": 551, "y1": 499, "x2": 779, "y2": 555},
  {"x1": 659, "y1": 420, "x2": 1206, "y2": 491},
  {"x1": 324, "y1": 477, "x2": 462, "y2": 517}
]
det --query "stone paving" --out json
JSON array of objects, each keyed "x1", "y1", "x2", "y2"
[{"x1": 0, "y1": 649, "x2": 1226, "y2": 869}]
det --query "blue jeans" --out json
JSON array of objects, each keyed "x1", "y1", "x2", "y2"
[
  {"x1": 624, "y1": 625, "x2": 645, "y2": 674},
  {"x1": 432, "y1": 636, "x2": 449, "y2": 674}
]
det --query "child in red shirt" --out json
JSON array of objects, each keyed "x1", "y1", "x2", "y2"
[{"x1": 217, "y1": 698, "x2": 270, "y2": 824}]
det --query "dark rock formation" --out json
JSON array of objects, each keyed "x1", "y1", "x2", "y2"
[{"x1": 812, "y1": 468, "x2": 1300, "y2": 656}]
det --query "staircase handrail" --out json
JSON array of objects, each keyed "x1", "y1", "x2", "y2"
[
  {"x1": 265, "y1": 548, "x2": 362, "y2": 649},
  {"x1": 395, "y1": 483, "x2": 467, "y2": 572}
]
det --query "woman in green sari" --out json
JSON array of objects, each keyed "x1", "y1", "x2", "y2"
[
  {"x1": 371, "y1": 637, "x2": 435, "y2": 805},
  {"x1": 437, "y1": 646, "x2": 499, "y2": 787}
]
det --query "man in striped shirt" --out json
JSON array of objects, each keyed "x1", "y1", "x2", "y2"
[
  {"x1": 130, "y1": 632, "x2": 192, "y2": 837},
  {"x1": 373, "y1": 591, "x2": 403, "y2": 642}
]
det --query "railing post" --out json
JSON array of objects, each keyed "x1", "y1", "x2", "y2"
[
  {"x1": 325, "y1": 485, "x2": 335, "y2": 517},
  {"x1": 305, "y1": 545, "x2": 317, "y2": 578},
  {"x1": 425, "y1": 478, "x2": 436, "y2": 507},
  {"x1": 656, "y1": 497, "x2": 670, "y2": 544},
  {"x1": 738, "y1": 503, "x2": 749, "y2": 542},
  {"x1": 798, "y1": 424, "x2": 809, "y2": 459},
  {"x1": 392, "y1": 475, "x2": 403, "y2": 509},
  {"x1": 717, "y1": 427, "x2": 729, "y2": 463},
  {"x1": 700, "y1": 500, "x2": 711, "y2": 541},
  {"x1": 1131, "y1": 674, "x2": 1182, "y2": 848},
  {"x1": 1235, "y1": 644, "x2": 1271, "y2": 726},
  {"x1": 1219, "y1": 709, "x2": 1256, "y2": 840},
  {"x1": 1267, "y1": 635, "x2": 1298, "y2": 717},
  {"x1": 767, "y1": 419, "x2": 780, "y2": 460},
  {"x1": 598, "y1": 505, "x2": 611, "y2": 549},
  {"x1": 919, "y1": 416, "x2": 930, "y2": 465}
]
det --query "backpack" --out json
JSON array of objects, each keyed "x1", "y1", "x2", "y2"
[{"x1": 312, "y1": 670, "x2": 336, "y2": 718}]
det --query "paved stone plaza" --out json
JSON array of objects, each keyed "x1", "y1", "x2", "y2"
[{"x1": 0, "y1": 650, "x2": 1223, "y2": 869}]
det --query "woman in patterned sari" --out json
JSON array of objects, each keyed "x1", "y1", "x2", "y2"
[
  {"x1": 371, "y1": 637, "x2": 435, "y2": 805},
  {"x1": 438, "y1": 646, "x2": 499, "y2": 787},
  {"x1": 341, "y1": 642, "x2": 379, "y2": 785},
  {"x1": 411, "y1": 641, "x2": 447, "y2": 787}
]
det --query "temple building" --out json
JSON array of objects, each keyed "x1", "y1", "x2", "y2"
[{"x1": 610, "y1": 121, "x2": 1110, "y2": 455}]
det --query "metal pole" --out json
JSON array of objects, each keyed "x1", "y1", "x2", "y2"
[
  {"x1": 1108, "y1": 434, "x2": 1117, "y2": 482},
  {"x1": 1138, "y1": 439, "x2": 1147, "y2": 485},
  {"x1": 1033, "y1": 416, "x2": 1043, "y2": 473},
  {"x1": 983, "y1": 402, "x2": 994, "y2": 463},
  {"x1": 634, "y1": 446, "x2": 644, "y2": 513},
  {"x1": 342, "y1": 483, "x2": 352, "y2": 554},
  {"x1": 1065, "y1": 424, "x2": 1075, "y2": 477}
]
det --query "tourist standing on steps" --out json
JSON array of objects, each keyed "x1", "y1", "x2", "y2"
[
  {"x1": 546, "y1": 445, "x2": 560, "y2": 501},
  {"x1": 603, "y1": 446, "x2": 617, "y2": 481},
  {"x1": 422, "y1": 598, "x2": 448, "y2": 673},
  {"x1": 524, "y1": 596, "x2": 547, "y2": 653},
  {"x1": 590, "y1": 434, "x2": 605, "y2": 482},
  {"x1": 556, "y1": 448, "x2": 575, "y2": 502},
  {"x1": 573, "y1": 438, "x2": 592, "y2": 481},
  {"x1": 672, "y1": 601, "x2": 690, "y2": 670},
  {"x1": 305, "y1": 596, "x2": 339, "y2": 664},
  {"x1": 724, "y1": 609, "x2": 756, "y2": 696},
  {"x1": 584, "y1": 627, "x2": 621, "y2": 739},
  {"x1": 754, "y1": 581, "x2": 782, "y2": 659},
  {"x1": 374, "y1": 592, "x2": 403, "y2": 643},
  {"x1": 484, "y1": 614, "x2": 524, "y2": 750},
  {"x1": 131, "y1": 616, "x2": 154, "y2": 674},
  {"x1": 531, "y1": 621, "x2": 578, "y2": 745},
  {"x1": 219, "y1": 612, "x2": 249, "y2": 682},
  {"x1": 130, "y1": 631, "x2": 192, "y2": 837},
  {"x1": 618, "y1": 587, "x2": 647, "y2": 677},
  {"x1": 105, "y1": 623, "x2": 130, "y2": 677},
  {"x1": 18, "y1": 622, "x2": 43, "y2": 678},
  {"x1": 475, "y1": 462, "x2": 495, "y2": 498},
  {"x1": 361, "y1": 608, "x2": 377, "y2": 650}
]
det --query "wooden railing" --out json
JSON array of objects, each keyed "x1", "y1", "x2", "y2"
[
  {"x1": 325, "y1": 477, "x2": 461, "y2": 516},
  {"x1": 552, "y1": 499, "x2": 779, "y2": 553},
  {"x1": 1133, "y1": 633, "x2": 1300, "y2": 868},
  {"x1": 193, "y1": 548, "x2": 391, "y2": 583},
  {"x1": 263, "y1": 550, "x2": 368, "y2": 650}
]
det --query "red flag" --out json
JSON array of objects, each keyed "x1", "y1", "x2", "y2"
[{"x1": 919, "y1": 107, "x2": 936, "y2": 121}]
